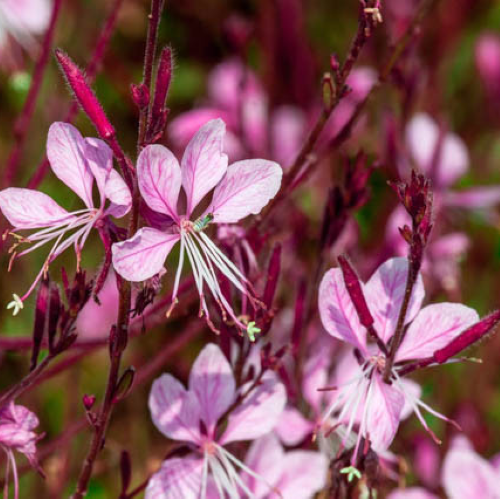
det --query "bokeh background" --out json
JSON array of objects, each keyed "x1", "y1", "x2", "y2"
[{"x1": 1, "y1": 0, "x2": 500, "y2": 496}]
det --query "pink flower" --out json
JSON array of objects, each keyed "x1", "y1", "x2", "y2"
[
  {"x1": 240, "y1": 433, "x2": 328, "y2": 499},
  {"x1": 442, "y1": 436, "x2": 500, "y2": 499},
  {"x1": 0, "y1": 122, "x2": 131, "y2": 314},
  {"x1": 475, "y1": 33, "x2": 500, "y2": 101},
  {"x1": 112, "y1": 119, "x2": 282, "y2": 336},
  {"x1": 0, "y1": 0, "x2": 51, "y2": 57},
  {"x1": 318, "y1": 257, "x2": 479, "y2": 456},
  {"x1": 168, "y1": 59, "x2": 306, "y2": 164},
  {"x1": 403, "y1": 113, "x2": 500, "y2": 211},
  {"x1": 145, "y1": 343, "x2": 286, "y2": 498},
  {"x1": 0, "y1": 402, "x2": 43, "y2": 499}
]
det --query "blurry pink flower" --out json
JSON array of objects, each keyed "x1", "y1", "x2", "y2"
[
  {"x1": 240, "y1": 433, "x2": 328, "y2": 499},
  {"x1": 168, "y1": 59, "x2": 306, "y2": 164},
  {"x1": 403, "y1": 113, "x2": 500, "y2": 211},
  {"x1": 0, "y1": 402, "x2": 43, "y2": 499},
  {"x1": 318, "y1": 257, "x2": 478, "y2": 456},
  {"x1": 112, "y1": 119, "x2": 282, "y2": 336},
  {"x1": 0, "y1": 0, "x2": 51, "y2": 57},
  {"x1": 475, "y1": 33, "x2": 500, "y2": 100},
  {"x1": 442, "y1": 436, "x2": 500, "y2": 499},
  {"x1": 169, "y1": 59, "x2": 375, "y2": 166},
  {"x1": 145, "y1": 343, "x2": 286, "y2": 498},
  {"x1": 0, "y1": 122, "x2": 131, "y2": 314}
]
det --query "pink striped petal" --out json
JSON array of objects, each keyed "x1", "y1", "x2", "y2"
[
  {"x1": 318, "y1": 269, "x2": 366, "y2": 352},
  {"x1": 111, "y1": 228, "x2": 180, "y2": 282},
  {"x1": 0, "y1": 187, "x2": 71, "y2": 229},
  {"x1": 137, "y1": 145, "x2": 181, "y2": 221},
  {"x1": 84, "y1": 137, "x2": 113, "y2": 205},
  {"x1": 47, "y1": 122, "x2": 94, "y2": 208},
  {"x1": 275, "y1": 407, "x2": 314, "y2": 446},
  {"x1": 365, "y1": 258, "x2": 425, "y2": 343},
  {"x1": 396, "y1": 303, "x2": 479, "y2": 362},
  {"x1": 104, "y1": 169, "x2": 132, "y2": 218},
  {"x1": 207, "y1": 159, "x2": 282, "y2": 224},
  {"x1": 148, "y1": 374, "x2": 201, "y2": 445},
  {"x1": 181, "y1": 119, "x2": 228, "y2": 216},
  {"x1": 366, "y1": 374, "x2": 405, "y2": 452},
  {"x1": 220, "y1": 376, "x2": 286, "y2": 444},
  {"x1": 188, "y1": 344, "x2": 235, "y2": 436},
  {"x1": 145, "y1": 457, "x2": 204, "y2": 499}
]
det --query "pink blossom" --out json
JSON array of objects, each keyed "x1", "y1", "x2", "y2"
[
  {"x1": 403, "y1": 113, "x2": 500, "y2": 211},
  {"x1": 0, "y1": 402, "x2": 43, "y2": 499},
  {"x1": 112, "y1": 118, "x2": 282, "y2": 336},
  {"x1": 318, "y1": 257, "x2": 479, "y2": 456},
  {"x1": 0, "y1": 122, "x2": 131, "y2": 314},
  {"x1": 475, "y1": 33, "x2": 500, "y2": 100},
  {"x1": 168, "y1": 59, "x2": 375, "y2": 166},
  {"x1": 0, "y1": 0, "x2": 51, "y2": 57},
  {"x1": 145, "y1": 343, "x2": 286, "y2": 498}
]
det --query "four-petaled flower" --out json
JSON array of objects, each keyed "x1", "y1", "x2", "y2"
[
  {"x1": 145, "y1": 343, "x2": 286, "y2": 498},
  {"x1": 318, "y1": 257, "x2": 479, "y2": 458},
  {"x1": 0, "y1": 402, "x2": 43, "y2": 499},
  {"x1": 112, "y1": 118, "x2": 282, "y2": 336},
  {"x1": 0, "y1": 122, "x2": 132, "y2": 314}
]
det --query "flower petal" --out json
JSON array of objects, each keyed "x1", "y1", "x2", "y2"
[
  {"x1": 366, "y1": 374, "x2": 405, "y2": 453},
  {"x1": 181, "y1": 119, "x2": 228, "y2": 216},
  {"x1": 271, "y1": 106, "x2": 306, "y2": 167},
  {"x1": 47, "y1": 122, "x2": 94, "y2": 208},
  {"x1": 207, "y1": 159, "x2": 282, "y2": 224},
  {"x1": 0, "y1": 187, "x2": 71, "y2": 229},
  {"x1": 188, "y1": 344, "x2": 235, "y2": 436},
  {"x1": 387, "y1": 488, "x2": 439, "y2": 499},
  {"x1": 149, "y1": 374, "x2": 201, "y2": 445},
  {"x1": 145, "y1": 457, "x2": 204, "y2": 499},
  {"x1": 243, "y1": 433, "x2": 285, "y2": 499},
  {"x1": 220, "y1": 376, "x2": 286, "y2": 444},
  {"x1": 84, "y1": 137, "x2": 113, "y2": 205},
  {"x1": 275, "y1": 407, "x2": 314, "y2": 446},
  {"x1": 318, "y1": 269, "x2": 366, "y2": 351},
  {"x1": 364, "y1": 257, "x2": 425, "y2": 343},
  {"x1": 396, "y1": 303, "x2": 479, "y2": 362},
  {"x1": 138, "y1": 145, "x2": 181, "y2": 221},
  {"x1": 104, "y1": 169, "x2": 132, "y2": 218},
  {"x1": 444, "y1": 186, "x2": 500, "y2": 209},
  {"x1": 276, "y1": 450, "x2": 328, "y2": 499},
  {"x1": 111, "y1": 228, "x2": 180, "y2": 282},
  {"x1": 405, "y1": 113, "x2": 469, "y2": 187},
  {"x1": 442, "y1": 436, "x2": 498, "y2": 499}
]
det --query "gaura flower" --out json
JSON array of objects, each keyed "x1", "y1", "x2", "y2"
[
  {"x1": 112, "y1": 119, "x2": 282, "y2": 336},
  {"x1": 318, "y1": 257, "x2": 479, "y2": 458},
  {"x1": 145, "y1": 343, "x2": 286, "y2": 498},
  {"x1": 0, "y1": 402, "x2": 43, "y2": 499},
  {"x1": 0, "y1": 122, "x2": 132, "y2": 314}
]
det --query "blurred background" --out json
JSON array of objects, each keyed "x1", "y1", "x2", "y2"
[{"x1": 1, "y1": 0, "x2": 500, "y2": 496}]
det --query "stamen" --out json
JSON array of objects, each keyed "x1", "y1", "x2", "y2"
[
  {"x1": 340, "y1": 465, "x2": 362, "y2": 483},
  {"x1": 166, "y1": 232, "x2": 186, "y2": 318}
]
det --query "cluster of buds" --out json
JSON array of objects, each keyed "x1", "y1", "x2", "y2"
[{"x1": 391, "y1": 171, "x2": 433, "y2": 276}]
